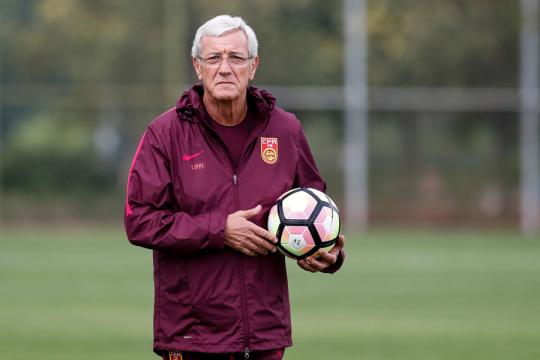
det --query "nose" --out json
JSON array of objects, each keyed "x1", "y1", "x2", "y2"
[{"x1": 217, "y1": 58, "x2": 233, "y2": 74}]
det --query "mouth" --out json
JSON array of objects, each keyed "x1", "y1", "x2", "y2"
[{"x1": 217, "y1": 82, "x2": 235, "y2": 85}]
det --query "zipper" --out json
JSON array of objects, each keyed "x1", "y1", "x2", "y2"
[
  {"x1": 199, "y1": 102, "x2": 269, "y2": 180},
  {"x1": 233, "y1": 173, "x2": 250, "y2": 356},
  {"x1": 199, "y1": 105, "x2": 268, "y2": 357},
  {"x1": 235, "y1": 107, "x2": 271, "y2": 176},
  {"x1": 230, "y1": 108, "x2": 270, "y2": 357},
  {"x1": 239, "y1": 265, "x2": 250, "y2": 358},
  {"x1": 232, "y1": 174, "x2": 239, "y2": 209}
]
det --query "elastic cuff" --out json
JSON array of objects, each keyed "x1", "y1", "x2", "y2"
[{"x1": 208, "y1": 211, "x2": 227, "y2": 250}]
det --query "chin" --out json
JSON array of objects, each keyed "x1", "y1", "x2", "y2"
[{"x1": 213, "y1": 90, "x2": 241, "y2": 101}]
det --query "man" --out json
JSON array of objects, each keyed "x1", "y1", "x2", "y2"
[{"x1": 124, "y1": 15, "x2": 345, "y2": 360}]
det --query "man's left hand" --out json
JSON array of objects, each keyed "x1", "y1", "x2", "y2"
[{"x1": 297, "y1": 234, "x2": 345, "y2": 273}]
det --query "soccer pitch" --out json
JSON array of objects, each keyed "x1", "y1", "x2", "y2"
[{"x1": 1, "y1": 228, "x2": 539, "y2": 359}]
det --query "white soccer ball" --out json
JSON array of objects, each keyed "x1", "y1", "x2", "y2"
[{"x1": 267, "y1": 188, "x2": 340, "y2": 260}]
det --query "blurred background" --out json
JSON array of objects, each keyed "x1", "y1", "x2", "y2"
[
  {"x1": 2, "y1": 0, "x2": 539, "y2": 231},
  {"x1": 1, "y1": 1, "x2": 539, "y2": 359}
]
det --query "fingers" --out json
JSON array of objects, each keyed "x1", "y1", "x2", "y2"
[
  {"x1": 252, "y1": 225, "x2": 278, "y2": 244},
  {"x1": 316, "y1": 250, "x2": 337, "y2": 265},
  {"x1": 225, "y1": 205, "x2": 279, "y2": 256},
  {"x1": 235, "y1": 222, "x2": 277, "y2": 254},
  {"x1": 302, "y1": 257, "x2": 327, "y2": 272},
  {"x1": 252, "y1": 236, "x2": 277, "y2": 253},
  {"x1": 243, "y1": 235, "x2": 276, "y2": 255},
  {"x1": 236, "y1": 204, "x2": 262, "y2": 219},
  {"x1": 230, "y1": 236, "x2": 266, "y2": 256},
  {"x1": 230, "y1": 205, "x2": 275, "y2": 242},
  {"x1": 297, "y1": 259, "x2": 318, "y2": 272},
  {"x1": 297, "y1": 250, "x2": 337, "y2": 272},
  {"x1": 229, "y1": 230, "x2": 276, "y2": 256}
]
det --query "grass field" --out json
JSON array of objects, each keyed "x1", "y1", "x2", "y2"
[{"x1": 1, "y1": 227, "x2": 539, "y2": 359}]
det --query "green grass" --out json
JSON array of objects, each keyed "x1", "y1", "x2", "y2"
[{"x1": 1, "y1": 227, "x2": 539, "y2": 359}]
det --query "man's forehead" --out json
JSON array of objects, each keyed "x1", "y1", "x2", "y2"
[{"x1": 200, "y1": 30, "x2": 249, "y2": 54}]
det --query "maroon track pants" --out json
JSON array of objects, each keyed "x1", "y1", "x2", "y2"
[{"x1": 162, "y1": 349, "x2": 284, "y2": 360}]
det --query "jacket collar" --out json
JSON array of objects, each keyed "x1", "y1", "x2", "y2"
[{"x1": 175, "y1": 83, "x2": 276, "y2": 123}]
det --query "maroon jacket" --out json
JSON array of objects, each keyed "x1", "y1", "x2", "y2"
[{"x1": 124, "y1": 84, "x2": 344, "y2": 355}]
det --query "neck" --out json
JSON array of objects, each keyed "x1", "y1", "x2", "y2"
[{"x1": 203, "y1": 92, "x2": 248, "y2": 126}]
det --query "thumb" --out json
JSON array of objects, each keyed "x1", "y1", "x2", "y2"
[{"x1": 238, "y1": 204, "x2": 262, "y2": 219}]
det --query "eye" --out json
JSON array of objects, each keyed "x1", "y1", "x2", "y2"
[
  {"x1": 205, "y1": 55, "x2": 221, "y2": 64},
  {"x1": 229, "y1": 55, "x2": 243, "y2": 63},
  {"x1": 230, "y1": 55, "x2": 249, "y2": 65}
]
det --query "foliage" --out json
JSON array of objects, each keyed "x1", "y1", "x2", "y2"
[
  {"x1": 369, "y1": 0, "x2": 519, "y2": 86},
  {"x1": 0, "y1": 0, "x2": 523, "y2": 222}
]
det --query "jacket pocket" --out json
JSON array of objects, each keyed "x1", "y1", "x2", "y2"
[
  {"x1": 156, "y1": 253, "x2": 196, "y2": 341},
  {"x1": 185, "y1": 251, "x2": 244, "y2": 343}
]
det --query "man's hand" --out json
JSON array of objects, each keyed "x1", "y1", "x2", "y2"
[
  {"x1": 224, "y1": 205, "x2": 278, "y2": 256},
  {"x1": 297, "y1": 234, "x2": 345, "y2": 272}
]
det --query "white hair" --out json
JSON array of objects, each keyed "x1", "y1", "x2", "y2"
[{"x1": 191, "y1": 15, "x2": 258, "y2": 58}]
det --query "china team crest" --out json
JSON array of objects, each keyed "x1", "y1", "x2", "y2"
[
  {"x1": 261, "y1": 137, "x2": 278, "y2": 164},
  {"x1": 168, "y1": 352, "x2": 183, "y2": 360}
]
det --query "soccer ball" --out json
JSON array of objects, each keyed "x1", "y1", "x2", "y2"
[{"x1": 267, "y1": 187, "x2": 340, "y2": 260}]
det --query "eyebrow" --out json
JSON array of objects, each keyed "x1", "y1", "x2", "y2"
[{"x1": 202, "y1": 51, "x2": 248, "y2": 57}]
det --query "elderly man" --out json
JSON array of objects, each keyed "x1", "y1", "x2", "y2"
[{"x1": 125, "y1": 15, "x2": 345, "y2": 360}]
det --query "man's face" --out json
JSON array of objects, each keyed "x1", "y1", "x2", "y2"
[{"x1": 193, "y1": 30, "x2": 259, "y2": 102}]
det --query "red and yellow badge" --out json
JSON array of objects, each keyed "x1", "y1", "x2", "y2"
[
  {"x1": 168, "y1": 352, "x2": 183, "y2": 360},
  {"x1": 261, "y1": 137, "x2": 278, "y2": 164}
]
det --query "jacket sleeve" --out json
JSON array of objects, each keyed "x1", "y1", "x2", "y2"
[
  {"x1": 293, "y1": 126, "x2": 326, "y2": 191},
  {"x1": 293, "y1": 126, "x2": 345, "y2": 274},
  {"x1": 124, "y1": 127, "x2": 227, "y2": 253}
]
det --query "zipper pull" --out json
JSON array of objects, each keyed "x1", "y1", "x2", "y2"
[
  {"x1": 233, "y1": 174, "x2": 238, "y2": 185},
  {"x1": 244, "y1": 347, "x2": 250, "y2": 359}
]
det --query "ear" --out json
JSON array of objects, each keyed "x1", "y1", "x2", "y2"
[
  {"x1": 192, "y1": 57, "x2": 203, "y2": 80},
  {"x1": 249, "y1": 56, "x2": 260, "y2": 81}
]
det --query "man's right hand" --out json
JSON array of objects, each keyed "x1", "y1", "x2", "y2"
[{"x1": 224, "y1": 205, "x2": 278, "y2": 256}]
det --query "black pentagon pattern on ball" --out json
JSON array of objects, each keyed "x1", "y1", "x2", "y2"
[{"x1": 274, "y1": 187, "x2": 340, "y2": 260}]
